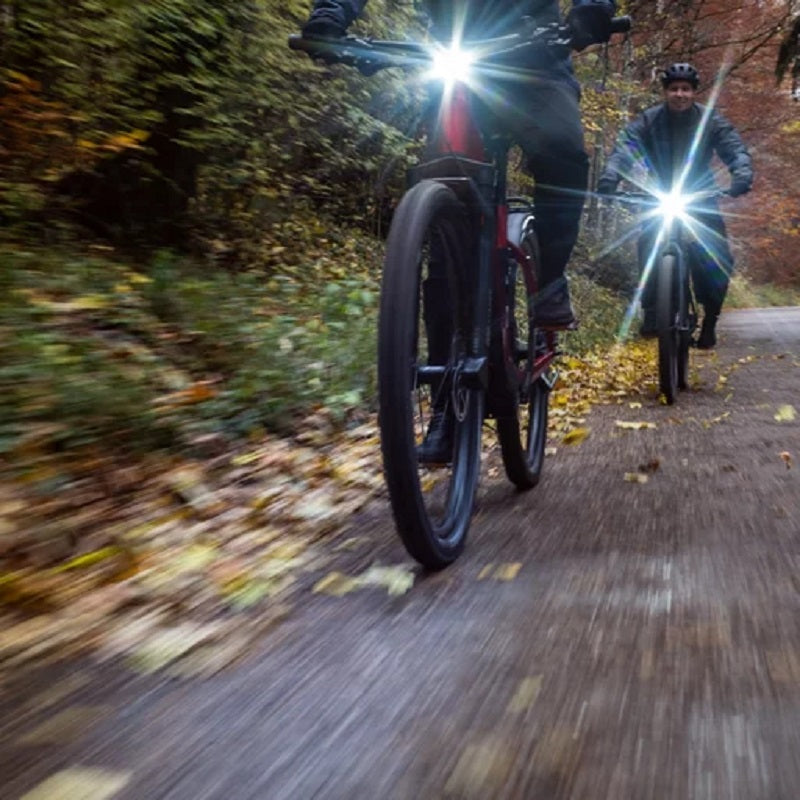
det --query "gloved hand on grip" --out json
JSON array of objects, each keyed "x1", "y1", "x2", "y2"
[
  {"x1": 728, "y1": 178, "x2": 751, "y2": 198},
  {"x1": 567, "y1": 0, "x2": 616, "y2": 52}
]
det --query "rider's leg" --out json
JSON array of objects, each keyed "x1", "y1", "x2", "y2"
[
  {"x1": 690, "y1": 209, "x2": 732, "y2": 349},
  {"x1": 489, "y1": 77, "x2": 587, "y2": 328}
]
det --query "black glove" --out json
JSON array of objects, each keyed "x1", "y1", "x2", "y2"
[
  {"x1": 567, "y1": 1, "x2": 615, "y2": 52},
  {"x1": 301, "y1": 14, "x2": 346, "y2": 39},
  {"x1": 596, "y1": 177, "x2": 617, "y2": 196},
  {"x1": 728, "y1": 178, "x2": 751, "y2": 198}
]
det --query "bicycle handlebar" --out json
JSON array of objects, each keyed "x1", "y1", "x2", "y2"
[
  {"x1": 608, "y1": 189, "x2": 730, "y2": 204},
  {"x1": 288, "y1": 15, "x2": 632, "y2": 74}
]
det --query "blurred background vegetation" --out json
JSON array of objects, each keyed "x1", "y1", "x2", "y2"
[{"x1": 1, "y1": 0, "x2": 798, "y2": 462}]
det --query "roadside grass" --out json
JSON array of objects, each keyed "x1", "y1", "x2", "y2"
[
  {"x1": 726, "y1": 273, "x2": 800, "y2": 309},
  {"x1": 0, "y1": 238, "x2": 380, "y2": 463}
]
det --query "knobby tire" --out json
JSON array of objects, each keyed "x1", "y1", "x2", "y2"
[
  {"x1": 496, "y1": 229, "x2": 549, "y2": 488},
  {"x1": 378, "y1": 180, "x2": 483, "y2": 570},
  {"x1": 657, "y1": 254, "x2": 679, "y2": 404}
]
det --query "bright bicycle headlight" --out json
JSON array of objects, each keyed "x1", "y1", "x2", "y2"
[
  {"x1": 428, "y1": 45, "x2": 474, "y2": 86},
  {"x1": 655, "y1": 189, "x2": 690, "y2": 224}
]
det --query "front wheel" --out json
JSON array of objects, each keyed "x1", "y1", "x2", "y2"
[
  {"x1": 378, "y1": 180, "x2": 483, "y2": 570},
  {"x1": 657, "y1": 254, "x2": 679, "y2": 404}
]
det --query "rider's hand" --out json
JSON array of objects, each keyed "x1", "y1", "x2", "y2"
[
  {"x1": 301, "y1": 15, "x2": 346, "y2": 39},
  {"x1": 567, "y1": 1, "x2": 616, "y2": 52},
  {"x1": 728, "y1": 179, "x2": 751, "y2": 198},
  {"x1": 596, "y1": 178, "x2": 617, "y2": 196}
]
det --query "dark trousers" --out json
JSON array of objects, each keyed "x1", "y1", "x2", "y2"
[
  {"x1": 477, "y1": 76, "x2": 589, "y2": 287},
  {"x1": 638, "y1": 204, "x2": 733, "y2": 315}
]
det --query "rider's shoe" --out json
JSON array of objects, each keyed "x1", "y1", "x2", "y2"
[
  {"x1": 417, "y1": 407, "x2": 455, "y2": 464},
  {"x1": 534, "y1": 278, "x2": 577, "y2": 329},
  {"x1": 696, "y1": 315, "x2": 717, "y2": 349},
  {"x1": 639, "y1": 307, "x2": 658, "y2": 338}
]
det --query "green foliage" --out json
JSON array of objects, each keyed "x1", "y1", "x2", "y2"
[
  {"x1": 563, "y1": 274, "x2": 629, "y2": 354},
  {"x1": 0, "y1": 239, "x2": 379, "y2": 459},
  {"x1": 1, "y1": 0, "x2": 422, "y2": 252}
]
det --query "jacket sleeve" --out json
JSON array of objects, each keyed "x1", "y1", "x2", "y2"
[
  {"x1": 308, "y1": 0, "x2": 368, "y2": 29},
  {"x1": 599, "y1": 112, "x2": 647, "y2": 185},
  {"x1": 711, "y1": 111, "x2": 753, "y2": 188}
]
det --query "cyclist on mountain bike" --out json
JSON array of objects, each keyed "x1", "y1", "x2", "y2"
[
  {"x1": 302, "y1": 0, "x2": 617, "y2": 458},
  {"x1": 597, "y1": 62, "x2": 753, "y2": 349},
  {"x1": 302, "y1": 0, "x2": 616, "y2": 331}
]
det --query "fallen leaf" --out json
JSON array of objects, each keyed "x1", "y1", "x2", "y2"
[
  {"x1": 623, "y1": 472, "x2": 649, "y2": 484},
  {"x1": 128, "y1": 622, "x2": 222, "y2": 674},
  {"x1": 775, "y1": 405, "x2": 796, "y2": 422},
  {"x1": 312, "y1": 571, "x2": 360, "y2": 597},
  {"x1": 562, "y1": 427, "x2": 590, "y2": 445},
  {"x1": 544, "y1": 446, "x2": 558, "y2": 457},
  {"x1": 494, "y1": 563, "x2": 522, "y2": 581},
  {"x1": 780, "y1": 451, "x2": 793, "y2": 469},
  {"x1": 20, "y1": 767, "x2": 131, "y2": 800},
  {"x1": 615, "y1": 421, "x2": 657, "y2": 430},
  {"x1": 358, "y1": 565, "x2": 415, "y2": 596},
  {"x1": 507, "y1": 675, "x2": 543, "y2": 714}
]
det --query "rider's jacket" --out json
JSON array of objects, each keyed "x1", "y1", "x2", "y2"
[
  {"x1": 307, "y1": 1, "x2": 614, "y2": 89},
  {"x1": 599, "y1": 102, "x2": 753, "y2": 194}
]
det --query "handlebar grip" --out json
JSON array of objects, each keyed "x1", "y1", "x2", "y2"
[{"x1": 610, "y1": 16, "x2": 632, "y2": 34}]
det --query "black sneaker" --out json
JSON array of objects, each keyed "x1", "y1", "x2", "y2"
[
  {"x1": 534, "y1": 279, "x2": 577, "y2": 329},
  {"x1": 639, "y1": 307, "x2": 657, "y2": 338},
  {"x1": 417, "y1": 408, "x2": 455, "y2": 464},
  {"x1": 696, "y1": 316, "x2": 717, "y2": 350}
]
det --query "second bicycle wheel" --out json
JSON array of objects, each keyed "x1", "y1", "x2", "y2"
[
  {"x1": 378, "y1": 180, "x2": 484, "y2": 570},
  {"x1": 496, "y1": 229, "x2": 549, "y2": 489},
  {"x1": 657, "y1": 253, "x2": 679, "y2": 404}
]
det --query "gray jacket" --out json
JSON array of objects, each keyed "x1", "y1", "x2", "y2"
[{"x1": 599, "y1": 102, "x2": 753, "y2": 193}]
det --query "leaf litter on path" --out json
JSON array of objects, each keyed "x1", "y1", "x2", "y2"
[{"x1": 0, "y1": 339, "x2": 707, "y2": 676}]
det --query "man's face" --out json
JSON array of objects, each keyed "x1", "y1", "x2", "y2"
[{"x1": 664, "y1": 81, "x2": 696, "y2": 113}]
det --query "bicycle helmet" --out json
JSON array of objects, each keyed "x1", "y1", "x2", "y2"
[{"x1": 661, "y1": 62, "x2": 700, "y2": 88}]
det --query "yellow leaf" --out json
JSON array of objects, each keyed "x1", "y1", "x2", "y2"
[
  {"x1": 562, "y1": 427, "x2": 590, "y2": 445},
  {"x1": 20, "y1": 768, "x2": 131, "y2": 800},
  {"x1": 312, "y1": 571, "x2": 359, "y2": 596},
  {"x1": 775, "y1": 405, "x2": 796, "y2": 422},
  {"x1": 358, "y1": 565, "x2": 415, "y2": 596},
  {"x1": 50, "y1": 547, "x2": 122, "y2": 574},
  {"x1": 494, "y1": 563, "x2": 522, "y2": 581},
  {"x1": 615, "y1": 420, "x2": 657, "y2": 430},
  {"x1": 623, "y1": 472, "x2": 649, "y2": 484},
  {"x1": 507, "y1": 676, "x2": 543, "y2": 714}
]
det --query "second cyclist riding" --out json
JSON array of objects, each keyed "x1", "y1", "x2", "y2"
[{"x1": 290, "y1": 15, "x2": 630, "y2": 569}]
